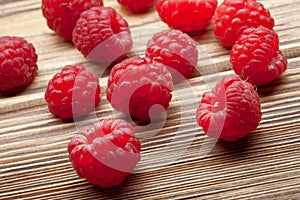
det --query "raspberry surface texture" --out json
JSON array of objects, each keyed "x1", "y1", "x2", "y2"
[
  {"x1": 156, "y1": 0, "x2": 218, "y2": 33},
  {"x1": 146, "y1": 29, "x2": 198, "y2": 83},
  {"x1": 68, "y1": 118, "x2": 141, "y2": 188},
  {"x1": 106, "y1": 56, "x2": 173, "y2": 122},
  {"x1": 212, "y1": 0, "x2": 274, "y2": 47},
  {"x1": 196, "y1": 75, "x2": 262, "y2": 142},
  {"x1": 230, "y1": 26, "x2": 287, "y2": 86},
  {"x1": 0, "y1": 36, "x2": 38, "y2": 95},
  {"x1": 117, "y1": 0, "x2": 154, "y2": 13},
  {"x1": 45, "y1": 64, "x2": 100, "y2": 120},
  {"x1": 42, "y1": 0, "x2": 103, "y2": 41},
  {"x1": 72, "y1": 7, "x2": 132, "y2": 63}
]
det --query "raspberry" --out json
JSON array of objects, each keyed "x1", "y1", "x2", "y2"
[
  {"x1": 156, "y1": 0, "x2": 218, "y2": 33},
  {"x1": 68, "y1": 118, "x2": 141, "y2": 188},
  {"x1": 146, "y1": 29, "x2": 198, "y2": 83},
  {"x1": 72, "y1": 7, "x2": 133, "y2": 63},
  {"x1": 42, "y1": 0, "x2": 103, "y2": 41},
  {"x1": 0, "y1": 36, "x2": 38, "y2": 95},
  {"x1": 106, "y1": 56, "x2": 173, "y2": 122},
  {"x1": 230, "y1": 26, "x2": 288, "y2": 86},
  {"x1": 196, "y1": 75, "x2": 262, "y2": 142},
  {"x1": 212, "y1": 0, "x2": 274, "y2": 47},
  {"x1": 117, "y1": 0, "x2": 154, "y2": 13},
  {"x1": 45, "y1": 64, "x2": 100, "y2": 120}
]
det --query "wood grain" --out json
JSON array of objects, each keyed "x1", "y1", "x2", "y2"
[{"x1": 1, "y1": 0, "x2": 300, "y2": 199}]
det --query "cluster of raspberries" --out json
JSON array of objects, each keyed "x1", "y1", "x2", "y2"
[{"x1": 0, "y1": 0, "x2": 288, "y2": 189}]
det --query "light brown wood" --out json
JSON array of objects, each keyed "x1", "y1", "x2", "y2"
[{"x1": 1, "y1": 0, "x2": 300, "y2": 199}]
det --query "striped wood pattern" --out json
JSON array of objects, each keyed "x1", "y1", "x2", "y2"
[{"x1": 0, "y1": 0, "x2": 300, "y2": 199}]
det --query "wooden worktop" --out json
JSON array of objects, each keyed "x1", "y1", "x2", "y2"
[{"x1": 0, "y1": 0, "x2": 299, "y2": 199}]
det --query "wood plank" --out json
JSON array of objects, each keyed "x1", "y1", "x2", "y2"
[{"x1": 1, "y1": 0, "x2": 300, "y2": 199}]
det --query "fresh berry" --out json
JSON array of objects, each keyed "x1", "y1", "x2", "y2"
[
  {"x1": 230, "y1": 26, "x2": 287, "y2": 86},
  {"x1": 106, "y1": 56, "x2": 173, "y2": 122},
  {"x1": 146, "y1": 29, "x2": 198, "y2": 83},
  {"x1": 156, "y1": 0, "x2": 218, "y2": 33},
  {"x1": 0, "y1": 36, "x2": 38, "y2": 95},
  {"x1": 42, "y1": 0, "x2": 103, "y2": 41},
  {"x1": 72, "y1": 7, "x2": 133, "y2": 63},
  {"x1": 196, "y1": 75, "x2": 262, "y2": 142},
  {"x1": 45, "y1": 64, "x2": 100, "y2": 120},
  {"x1": 68, "y1": 118, "x2": 141, "y2": 188},
  {"x1": 212, "y1": 0, "x2": 274, "y2": 47},
  {"x1": 117, "y1": 0, "x2": 154, "y2": 13}
]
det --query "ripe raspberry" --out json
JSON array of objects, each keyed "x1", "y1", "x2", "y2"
[
  {"x1": 230, "y1": 26, "x2": 287, "y2": 86},
  {"x1": 117, "y1": 0, "x2": 154, "y2": 13},
  {"x1": 42, "y1": 0, "x2": 103, "y2": 41},
  {"x1": 0, "y1": 36, "x2": 38, "y2": 95},
  {"x1": 72, "y1": 7, "x2": 133, "y2": 63},
  {"x1": 212, "y1": 0, "x2": 274, "y2": 47},
  {"x1": 196, "y1": 75, "x2": 262, "y2": 142},
  {"x1": 45, "y1": 64, "x2": 100, "y2": 120},
  {"x1": 68, "y1": 118, "x2": 141, "y2": 188},
  {"x1": 146, "y1": 29, "x2": 198, "y2": 83},
  {"x1": 156, "y1": 0, "x2": 218, "y2": 33},
  {"x1": 106, "y1": 56, "x2": 173, "y2": 122}
]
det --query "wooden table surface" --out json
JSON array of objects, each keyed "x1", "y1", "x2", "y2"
[{"x1": 1, "y1": 0, "x2": 300, "y2": 199}]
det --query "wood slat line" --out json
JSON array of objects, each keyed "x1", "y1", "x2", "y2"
[
  {"x1": 0, "y1": 89, "x2": 298, "y2": 152},
  {"x1": 0, "y1": 62, "x2": 299, "y2": 118},
  {"x1": 1, "y1": 114, "x2": 298, "y2": 163},
  {"x1": 2, "y1": 88, "x2": 299, "y2": 136},
  {"x1": 1, "y1": 134, "x2": 297, "y2": 177},
  {"x1": 0, "y1": 43, "x2": 299, "y2": 103},
  {"x1": 0, "y1": 92, "x2": 298, "y2": 143},
  {"x1": 1, "y1": 151, "x2": 297, "y2": 190},
  {"x1": 0, "y1": 159, "x2": 298, "y2": 199},
  {"x1": 1, "y1": 119, "x2": 299, "y2": 168},
  {"x1": 1, "y1": 166, "x2": 298, "y2": 200},
  {"x1": 0, "y1": 108, "x2": 299, "y2": 160},
  {"x1": 1, "y1": 86, "x2": 299, "y2": 141},
  {"x1": 1, "y1": 131, "x2": 298, "y2": 173},
  {"x1": 0, "y1": 39, "x2": 299, "y2": 105},
  {"x1": 1, "y1": 145, "x2": 298, "y2": 189},
  {"x1": 1, "y1": 126, "x2": 298, "y2": 171},
  {"x1": 1, "y1": 146, "x2": 298, "y2": 183},
  {"x1": 131, "y1": 170, "x2": 299, "y2": 198},
  {"x1": 1, "y1": 128, "x2": 299, "y2": 180}
]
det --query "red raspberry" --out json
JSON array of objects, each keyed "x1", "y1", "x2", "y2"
[
  {"x1": 146, "y1": 29, "x2": 198, "y2": 83},
  {"x1": 156, "y1": 0, "x2": 218, "y2": 33},
  {"x1": 72, "y1": 7, "x2": 133, "y2": 63},
  {"x1": 117, "y1": 0, "x2": 154, "y2": 13},
  {"x1": 45, "y1": 64, "x2": 100, "y2": 120},
  {"x1": 106, "y1": 56, "x2": 173, "y2": 122},
  {"x1": 196, "y1": 75, "x2": 262, "y2": 142},
  {"x1": 212, "y1": 0, "x2": 274, "y2": 47},
  {"x1": 42, "y1": 0, "x2": 103, "y2": 41},
  {"x1": 0, "y1": 36, "x2": 38, "y2": 95},
  {"x1": 230, "y1": 26, "x2": 287, "y2": 86},
  {"x1": 68, "y1": 118, "x2": 141, "y2": 188}
]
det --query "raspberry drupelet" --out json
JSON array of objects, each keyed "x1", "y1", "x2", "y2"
[
  {"x1": 230, "y1": 26, "x2": 287, "y2": 86},
  {"x1": 68, "y1": 118, "x2": 141, "y2": 188},
  {"x1": 0, "y1": 36, "x2": 38, "y2": 95},
  {"x1": 212, "y1": 0, "x2": 274, "y2": 47},
  {"x1": 146, "y1": 29, "x2": 198, "y2": 83},
  {"x1": 106, "y1": 56, "x2": 173, "y2": 122},
  {"x1": 42, "y1": 0, "x2": 104, "y2": 41},
  {"x1": 72, "y1": 7, "x2": 133, "y2": 64},
  {"x1": 117, "y1": 0, "x2": 154, "y2": 13},
  {"x1": 156, "y1": 0, "x2": 218, "y2": 33},
  {"x1": 196, "y1": 75, "x2": 262, "y2": 142},
  {"x1": 45, "y1": 64, "x2": 100, "y2": 120}
]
